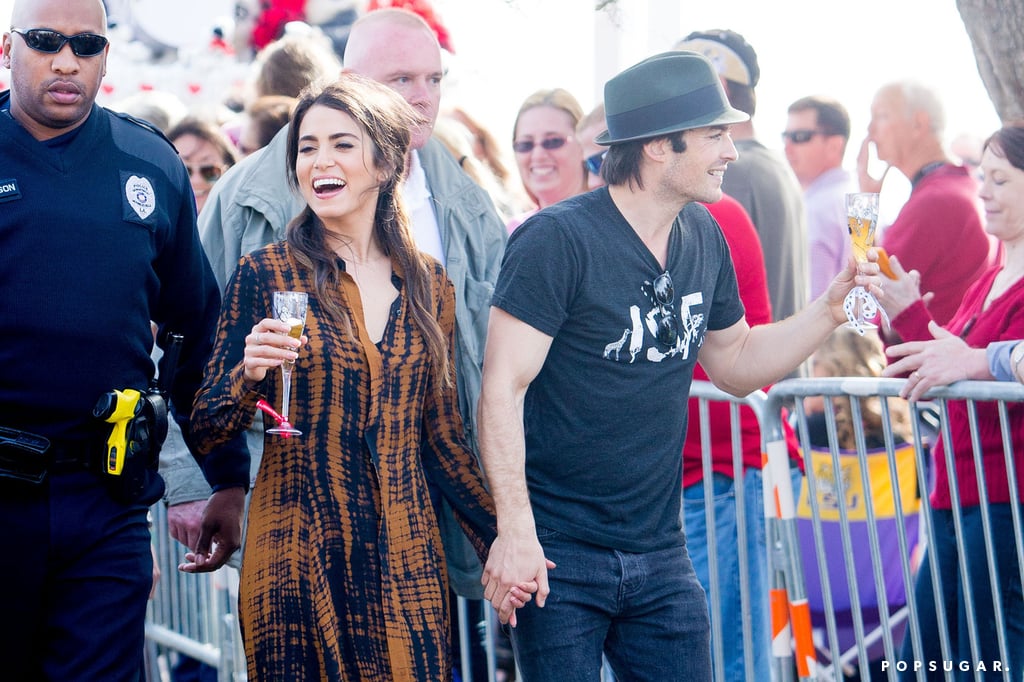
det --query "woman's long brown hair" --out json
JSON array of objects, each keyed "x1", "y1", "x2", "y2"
[{"x1": 284, "y1": 75, "x2": 452, "y2": 390}]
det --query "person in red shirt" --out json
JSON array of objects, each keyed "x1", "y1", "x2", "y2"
[
  {"x1": 859, "y1": 81, "x2": 998, "y2": 326},
  {"x1": 682, "y1": 195, "x2": 802, "y2": 680}
]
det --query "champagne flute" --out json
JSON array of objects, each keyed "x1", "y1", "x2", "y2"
[
  {"x1": 265, "y1": 291, "x2": 308, "y2": 436},
  {"x1": 844, "y1": 193, "x2": 881, "y2": 334}
]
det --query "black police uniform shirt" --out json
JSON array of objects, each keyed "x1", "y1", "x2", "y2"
[{"x1": 0, "y1": 93, "x2": 248, "y2": 491}]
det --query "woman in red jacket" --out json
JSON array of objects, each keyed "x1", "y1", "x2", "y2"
[{"x1": 877, "y1": 121, "x2": 1024, "y2": 677}]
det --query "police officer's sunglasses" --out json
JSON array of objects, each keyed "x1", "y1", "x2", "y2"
[{"x1": 11, "y1": 28, "x2": 109, "y2": 57}]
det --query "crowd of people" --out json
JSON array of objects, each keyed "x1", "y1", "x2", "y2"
[{"x1": 2, "y1": 0, "x2": 1022, "y2": 680}]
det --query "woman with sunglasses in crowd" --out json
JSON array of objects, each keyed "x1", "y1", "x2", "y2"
[
  {"x1": 506, "y1": 88, "x2": 589, "y2": 232},
  {"x1": 167, "y1": 116, "x2": 239, "y2": 214}
]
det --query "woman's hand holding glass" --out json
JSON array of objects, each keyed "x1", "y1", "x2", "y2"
[
  {"x1": 243, "y1": 318, "x2": 306, "y2": 385},
  {"x1": 261, "y1": 291, "x2": 308, "y2": 436}
]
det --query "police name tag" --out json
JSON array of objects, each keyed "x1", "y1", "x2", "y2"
[{"x1": 0, "y1": 178, "x2": 21, "y2": 203}]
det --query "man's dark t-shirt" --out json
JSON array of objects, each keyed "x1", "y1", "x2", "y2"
[{"x1": 492, "y1": 187, "x2": 744, "y2": 552}]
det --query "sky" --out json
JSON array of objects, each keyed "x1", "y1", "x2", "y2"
[
  {"x1": 1, "y1": 0, "x2": 1003, "y2": 171},
  {"x1": 434, "y1": 0, "x2": 1003, "y2": 169}
]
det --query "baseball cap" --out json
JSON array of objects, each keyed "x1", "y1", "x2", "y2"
[{"x1": 673, "y1": 29, "x2": 760, "y2": 88}]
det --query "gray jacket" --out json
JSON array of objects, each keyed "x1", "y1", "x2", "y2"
[{"x1": 161, "y1": 124, "x2": 506, "y2": 596}]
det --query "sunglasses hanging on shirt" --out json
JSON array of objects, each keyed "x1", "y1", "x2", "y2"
[{"x1": 652, "y1": 272, "x2": 678, "y2": 346}]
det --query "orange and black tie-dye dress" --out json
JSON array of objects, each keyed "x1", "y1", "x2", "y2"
[{"x1": 191, "y1": 242, "x2": 497, "y2": 680}]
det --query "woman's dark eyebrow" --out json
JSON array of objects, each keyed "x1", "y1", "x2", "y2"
[{"x1": 298, "y1": 131, "x2": 359, "y2": 143}]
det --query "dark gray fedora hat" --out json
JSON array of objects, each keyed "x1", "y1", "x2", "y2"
[{"x1": 595, "y1": 50, "x2": 749, "y2": 146}]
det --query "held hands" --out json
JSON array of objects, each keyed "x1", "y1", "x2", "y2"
[
  {"x1": 482, "y1": 530, "x2": 557, "y2": 626},
  {"x1": 883, "y1": 321, "x2": 983, "y2": 401},
  {"x1": 243, "y1": 318, "x2": 307, "y2": 383},
  {"x1": 178, "y1": 487, "x2": 246, "y2": 573},
  {"x1": 167, "y1": 499, "x2": 208, "y2": 552}
]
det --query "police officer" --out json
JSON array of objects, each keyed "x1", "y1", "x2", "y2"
[{"x1": 0, "y1": 1, "x2": 248, "y2": 679}]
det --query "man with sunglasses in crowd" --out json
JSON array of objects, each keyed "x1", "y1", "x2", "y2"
[
  {"x1": 784, "y1": 95, "x2": 858, "y2": 300},
  {"x1": 0, "y1": 0, "x2": 249, "y2": 679},
  {"x1": 576, "y1": 101, "x2": 607, "y2": 191},
  {"x1": 477, "y1": 50, "x2": 883, "y2": 681}
]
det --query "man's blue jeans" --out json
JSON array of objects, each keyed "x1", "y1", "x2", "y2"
[
  {"x1": 682, "y1": 468, "x2": 796, "y2": 682},
  {"x1": 509, "y1": 525, "x2": 711, "y2": 682},
  {"x1": 899, "y1": 504, "x2": 1024, "y2": 681}
]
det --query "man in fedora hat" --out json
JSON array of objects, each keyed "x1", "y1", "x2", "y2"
[{"x1": 477, "y1": 51, "x2": 882, "y2": 680}]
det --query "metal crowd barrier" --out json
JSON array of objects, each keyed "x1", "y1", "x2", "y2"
[
  {"x1": 145, "y1": 501, "x2": 245, "y2": 682},
  {"x1": 762, "y1": 377, "x2": 1024, "y2": 682},
  {"x1": 145, "y1": 377, "x2": 1024, "y2": 682},
  {"x1": 686, "y1": 380, "x2": 774, "y2": 682}
]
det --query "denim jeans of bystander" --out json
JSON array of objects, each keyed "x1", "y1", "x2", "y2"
[
  {"x1": 683, "y1": 467, "x2": 803, "y2": 682},
  {"x1": 899, "y1": 504, "x2": 1024, "y2": 681}
]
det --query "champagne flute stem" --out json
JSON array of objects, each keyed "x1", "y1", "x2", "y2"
[{"x1": 281, "y1": 367, "x2": 293, "y2": 422}]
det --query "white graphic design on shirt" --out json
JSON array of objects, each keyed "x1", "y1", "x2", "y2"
[
  {"x1": 628, "y1": 305, "x2": 643, "y2": 361},
  {"x1": 604, "y1": 328, "x2": 631, "y2": 361},
  {"x1": 125, "y1": 175, "x2": 155, "y2": 220},
  {"x1": 604, "y1": 283, "x2": 705, "y2": 364},
  {"x1": 603, "y1": 306, "x2": 644, "y2": 362},
  {"x1": 679, "y1": 292, "x2": 706, "y2": 350}
]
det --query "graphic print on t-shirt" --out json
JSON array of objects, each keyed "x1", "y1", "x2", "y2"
[{"x1": 602, "y1": 277, "x2": 705, "y2": 363}]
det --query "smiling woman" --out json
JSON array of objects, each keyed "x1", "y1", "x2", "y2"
[
  {"x1": 875, "y1": 120, "x2": 1024, "y2": 675},
  {"x1": 506, "y1": 87, "x2": 588, "y2": 231},
  {"x1": 188, "y1": 73, "x2": 499, "y2": 680}
]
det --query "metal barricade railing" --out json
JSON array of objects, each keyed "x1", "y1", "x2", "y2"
[
  {"x1": 146, "y1": 501, "x2": 245, "y2": 682},
  {"x1": 687, "y1": 381, "x2": 778, "y2": 682},
  {"x1": 686, "y1": 380, "x2": 843, "y2": 682},
  {"x1": 762, "y1": 377, "x2": 1024, "y2": 682},
  {"x1": 146, "y1": 378, "x2": 1023, "y2": 681}
]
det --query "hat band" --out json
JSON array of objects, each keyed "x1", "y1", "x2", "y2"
[{"x1": 605, "y1": 84, "x2": 724, "y2": 141}]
